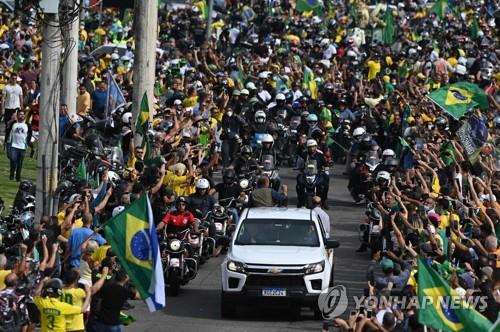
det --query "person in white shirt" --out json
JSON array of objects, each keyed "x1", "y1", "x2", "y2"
[
  {"x1": 7, "y1": 110, "x2": 31, "y2": 181},
  {"x1": 312, "y1": 196, "x2": 330, "y2": 238},
  {"x1": 1, "y1": 73, "x2": 23, "y2": 136}
]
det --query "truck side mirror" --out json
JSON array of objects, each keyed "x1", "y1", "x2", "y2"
[{"x1": 325, "y1": 239, "x2": 340, "y2": 249}]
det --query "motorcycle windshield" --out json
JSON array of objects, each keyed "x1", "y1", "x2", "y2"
[
  {"x1": 108, "y1": 147, "x2": 124, "y2": 164},
  {"x1": 365, "y1": 151, "x2": 380, "y2": 169},
  {"x1": 305, "y1": 161, "x2": 318, "y2": 176},
  {"x1": 261, "y1": 154, "x2": 275, "y2": 171},
  {"x1": 276, "y1": 109, "x2": 287, "y2": 120}
]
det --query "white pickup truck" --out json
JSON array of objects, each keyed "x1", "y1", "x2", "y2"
[{"x1": 220, "y1": 207, "x2": 339, "y2": 318}]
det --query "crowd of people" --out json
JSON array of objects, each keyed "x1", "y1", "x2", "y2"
[{"x1": 0, "y1": 0, "x2": 498, "y2": 331}]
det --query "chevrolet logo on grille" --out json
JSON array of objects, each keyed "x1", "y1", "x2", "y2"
[{"x1": 267, "y1": 268, "x2": 283, "y2": 274}]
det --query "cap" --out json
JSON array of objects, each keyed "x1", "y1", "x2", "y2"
[
  {"x1": 246, "y1": 82, "x2": 257, "y2": 90},
  {"x1": 173, "y1": 99, "x2": 182, "y2": 105},
  {"x1": 240, "y1": 89, "x2": 249, "y2": 95},
  {"x1": 380, "y1": 258, "x2": 394, "y2": 271}
]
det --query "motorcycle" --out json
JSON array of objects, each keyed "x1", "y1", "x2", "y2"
[
  {"x1": 207, "y1": 204, "x2": 235, "y2": 256},
  {"x1": 160, "y1": 228, "x2": 198, "y2": 296},
  {"x1": 286, "y1": 115, "x2": 301, "y2": 167},
  {"x1": 296, "y1": 160, "x2": 324, "y2": 209},
  {"x1": 237, "y1": 169, "x2": 257, "y2": 196},
  {"x1": 358, "y1": 204, "x2": 383, "y2": 252},
  {"x1": 349, "y1": 151, "x2": 380, "y2": 203},
  {"x1": 190, "y1": 219, "x2": 215, "y2": 265},
  {"x1": 260, "y1": 154, "x2": 280, "y2": 191}
]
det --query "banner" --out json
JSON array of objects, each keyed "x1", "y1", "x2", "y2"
[
  {"x1": 456, "y1": 116, "x2": 488, "y2": 164},
  {"x1": 106, "y1": 73, "x2": 127, "y2": 119}
]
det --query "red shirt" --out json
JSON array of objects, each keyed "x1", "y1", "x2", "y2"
[{"x1": 162, "y1": 210, "x2": 195, "y2": 228}]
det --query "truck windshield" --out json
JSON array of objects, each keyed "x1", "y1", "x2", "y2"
[{"x1": 235, "y1": 219, "x2": 320, "y2": 247}]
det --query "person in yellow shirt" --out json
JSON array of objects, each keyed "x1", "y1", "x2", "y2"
[
  {"x1": 34, "y1": 278, "x2": 89, "y2": 332},
  {"x1": 61, "y1": 270, "x2": 90, "y2": 332},
  {"x1": 0, "y1": 254, "x2": 11, "y2": 289},
  {"x1": 367, "y1": 56, "x2": 381, "y2": 81},
  {"x1": 76, "y1": 85, "x2": 91, "y2": 117}
]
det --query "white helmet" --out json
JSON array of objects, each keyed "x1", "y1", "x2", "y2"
[
  {"x1": 107, "y1": 171, "x2": 120, "y2": 183},
  {"x1": 353, "y1": 127, "x2": 366, "y2": 138},
  {"x1": 112, "y1": 206, "x2": 125, "y2": 217},
  {"x1": 376, "y1": 171, "x2": 391, "y2": 184},
  {"x1": 382, "y1": 149, "x2": 395, "y2": 158},
  {"x1": 258, "y1": 71, "x2": 270, "y2": 79},
  {"x1": 276, "y1": 93, "x2": 286, "y2": 101},
  {"x1": 195, "y1": 178, "x2": 210, "y2": 189},
  {"x1": 246, "y1": 82, "x2": 257, "y2": 90},
  {"x1": 306, "y1": 139, "x2": 318, "y2": 147},
  {"x1": 240, "y1": 88, "x2": 250, "y2": 96},
  {"x1": 262, "y1": 134, "x2": 274, "y2": 144},
  {"x1": 121, "y1": 112, "x2": 132, "y2": 124},
  {"x1": 255, "y1": 110, "x2": 266, "y2": 123}
]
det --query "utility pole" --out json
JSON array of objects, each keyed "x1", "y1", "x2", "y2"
[
  {"x1": 35, "y1": 14, "x2": 61, "y2": 220},
  {"x1": 60, "y1": 0, "x2": 79, "y2": 115},
  {"x1": 132, "y1": 0, "x2": 157, "y2": 128},
  {"x1": 205, "y1": 0, "x2": 214, "y2": 41}
]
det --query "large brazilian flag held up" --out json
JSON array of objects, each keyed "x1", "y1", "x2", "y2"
[
  {"x1": 426, "y1": 82, "x2": 489, "y2": 120},
  {"x1": 104, "y1": 193, "x2": 166, "y2": 312},
  {"x1": 417, "y1": 257, "x2": 492, "y2": 331}
]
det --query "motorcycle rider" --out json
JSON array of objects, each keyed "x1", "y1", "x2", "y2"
[
  {"x1": 254, "y1": 133, "x2": 277, "y2": 164},
  {"x1": 220, "y1": 107, "x2": 245, "y2": 168},
  {"x1": 356, "y1": 207, "x2": 383, "y2": 252},
  {"x1": 233, "y1": 145, "x2": 260, "y2": 175},
  {"x1": 211, "y1": 169, "x2": 243, "y2": 224},
  {"x1": 187, "y1": 178, "x2": 216, "y2": 219},
  {"x1": 304, "y1": 113, "x2": 324, "y2": 141},
  {"x1": 157, "y1": 196, "x2": 199, "y2": 234},
  {"x1": 268, "y1": 93, "x2": 292, "y2": 119},
  {"x1": 296, "y1": 139, "x2": 330, "y2": 208}
]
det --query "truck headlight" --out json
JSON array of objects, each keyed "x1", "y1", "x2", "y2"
[
  {"x1": 304, "y1": 261, "x2": 324, "y2": 274},
  {"x1": 227, "y1": 260, "x2": 247, "y2": 273}
]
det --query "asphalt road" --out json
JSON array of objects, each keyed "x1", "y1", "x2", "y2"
[{"x1": 126, "y1": 166, "x2": 368, "y2": 332}]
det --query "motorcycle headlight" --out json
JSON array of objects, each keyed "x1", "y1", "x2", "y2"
[
  {"x1": 169, "y1": 239, "x2": 182, "y2": 251},
  {"x1": 227, "y1": 260, "x2": 247, "y2": 273},
  {"x1": 239, "y1": 179, "x2": 249, "y2": 189},
  {"x1": 304, "y1": 261, "x2": 324, "y2": 275}
]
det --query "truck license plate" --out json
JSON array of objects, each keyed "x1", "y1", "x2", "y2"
[{"x1": 262, "y1": 288, "x2": 286, "y2": 296}]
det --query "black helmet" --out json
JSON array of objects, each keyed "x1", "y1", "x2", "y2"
[
  {"x1": 241, "y1": 145, "x2": 253, "y2": 155},
  {"x1": 19, "y1": 180, "x2": 34, "y2": 192},
  {"x1": 175, "y1": 196, "x2": 188, "y2": 206},
  {"x1": 223, "y1": 169, "x2": 236, "y2": 181},
  {"x1": 43, "y1": 278, "x2": 63, "y2": 296},
  {"x1": 435, "y1": 117, "x2": 447, "y2": 126}
]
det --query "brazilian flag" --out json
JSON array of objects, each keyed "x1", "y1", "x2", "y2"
[
  {"x1": 431, "y1": 0, "x2": 460, "y2": 19},
  {"x1": 303, "y1": 66, "x2": 318, "y2": 100},
  {"x1": 195, "y1": 0, "x2": 209, "y2": 20},
  {"x1": 103, "y1": 193, "x2": 166, "y2": 312},
  {"x1": 296, "y1": 0, "x2": 324, "y2": 15},
  {"x1": 426, "y1": 82, "x2": 489, "y2": 120},
  {"x1": 417, "y1": 257, "x2": 492, "y2": 331},
  {"x1": 135, "y1": 92, "x2": 150, "y2": 137}
]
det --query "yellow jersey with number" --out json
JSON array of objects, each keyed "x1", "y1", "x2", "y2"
[
  {"x1": 34, "y1": 296, "x2": 81, "y2": 332},
  {"x1": 61, "y1": 287, "x2": 86, "y2": 331}
]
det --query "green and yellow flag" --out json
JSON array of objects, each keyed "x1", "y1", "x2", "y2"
[
  {"x1": 426, "y1": 82, "x2": 489, "y2": 120},
  {"x1": 431, "y1": 0, "x2": 459, "y2": 19},
  {"x1": 303, "y1": 66, "x2": 318, "y2": 100},
  {"x1": 75, "y1": 158, "x2": 87, "y2": 182},
  {"x1": 103, "y1": 193, "x2": 165, "y2": 312},
  {"x1": 382, "y1": 8, "x2": 395, "y2": 45},
  {"x1": 296, "y1": 0, "x2": 324, "y2": 15},
  {"x1": 195, "y1": 0, "x2": 209, "y2": 20},
  {"x1": 417, "y1": 257, "x2": 492, "y2": 331},
  {"x1": 470, "y1": 17, "x2": 479, "y2": 40},
  {"x1": 135, "y1": 92, "x2": 150, "y2": 136}
]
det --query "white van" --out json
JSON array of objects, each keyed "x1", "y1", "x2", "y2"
[{"x1": 220, "y1": 207, "x2": 339, "y2": 318}]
